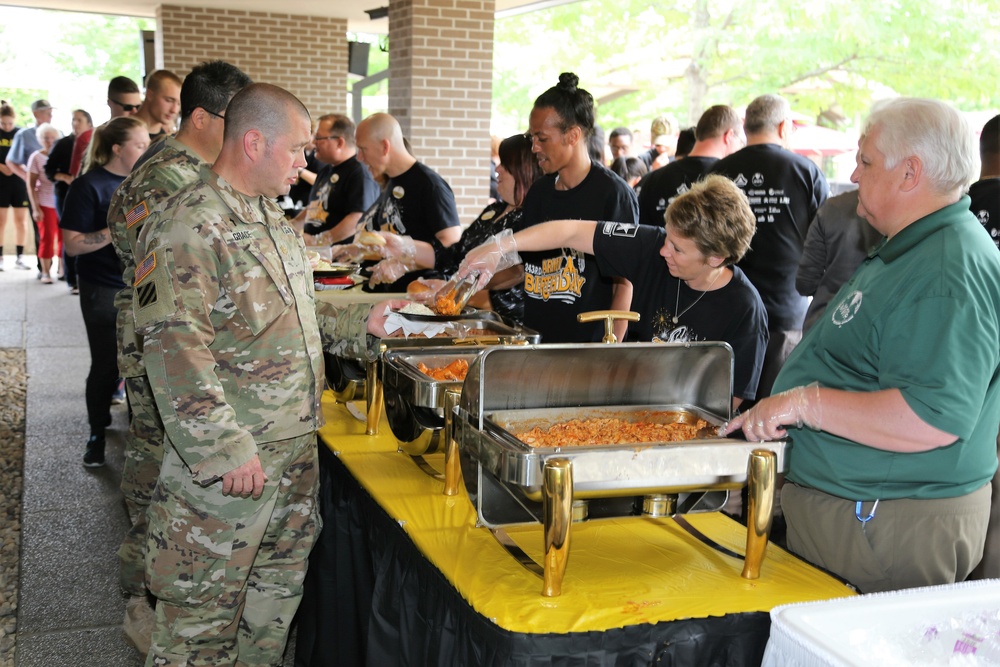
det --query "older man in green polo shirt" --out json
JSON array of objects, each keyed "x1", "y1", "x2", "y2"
[{"x1": 727, "y1": 97, "x2": 999, "y2": 593}]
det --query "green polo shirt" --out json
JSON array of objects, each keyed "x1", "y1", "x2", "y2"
[{"x1": 774, "y1": 196, "x2": 1000, "y2": 500}]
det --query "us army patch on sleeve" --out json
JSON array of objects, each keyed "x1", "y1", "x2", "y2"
[
  {"x1": 135, "y1": 251, "x2": 156, "y2": 284},
  {"x1": 602, "y1": 222, "x2": 638, "y2": 237},
  {"x1": 133, "y1": 246, "x2": 180, "y2": 330},
  {"x1": 125, "y1": 201, "x2": 150, "y2": 229}
]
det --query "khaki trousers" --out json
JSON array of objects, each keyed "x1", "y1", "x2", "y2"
[{"x1": 782, "y1": 481, "x2": 990, "y2": 593}]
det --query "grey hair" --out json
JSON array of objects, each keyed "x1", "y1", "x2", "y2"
[
  {"x1": 34, "y1": 123, "x2": 61, "y2": 141},
  {"x1": 744, "y1": 94, "x2": 790, "y2": 135},
  {"x1": 863, "y1": 98, "x2": 979, "y2": 193}
]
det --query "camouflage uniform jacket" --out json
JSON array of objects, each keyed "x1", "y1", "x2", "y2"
[
  {"x1": 134, "y1": 164, "x2": 324, "y2": 483},
  {"x1": 108, "y1": 136, "x2": 204, "y2": 379}
]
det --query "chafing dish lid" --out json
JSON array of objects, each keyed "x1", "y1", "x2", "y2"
[{"x1": 461, "y1": 343, "x2": 733, "y2": 427}]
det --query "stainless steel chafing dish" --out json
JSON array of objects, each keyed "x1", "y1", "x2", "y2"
[
  {"x1": 383, "y1": 349, "x2": 481, "y2": 458},
  {"x1": 324, "y1": 313, "x2": 540, "y2": 436},
  {"x1": 452, "y1": 343, "x2": 788, "y2": 596}
]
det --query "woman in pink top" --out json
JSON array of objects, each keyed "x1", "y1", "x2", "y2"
[{"x1": 27, "y1": 123, "x2": 62, "y2": 283}]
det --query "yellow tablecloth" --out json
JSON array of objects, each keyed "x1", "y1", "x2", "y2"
[{"x1": 318, "y1": 392, "x2": 855, "y2": 635}]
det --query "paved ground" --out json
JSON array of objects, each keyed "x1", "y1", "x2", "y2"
[{"x1": 2, "y1": 257, "x2": 296, "y2": 666}]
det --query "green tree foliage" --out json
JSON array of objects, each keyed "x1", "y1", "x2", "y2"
[
  {"x1": 493, "y1": 0, "x2": 1000, "y2": 133},
  {"x1": 50, "y1": 14, "x2": 153, "y2": 84}
]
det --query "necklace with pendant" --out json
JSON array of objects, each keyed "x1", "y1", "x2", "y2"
[{"x1": 672, "y1": 270, "x2": 723, "y2": 325}]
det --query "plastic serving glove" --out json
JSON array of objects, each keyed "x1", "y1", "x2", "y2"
[{"x1": 457, "y1": 229, "x2": 520, "y2": 290}]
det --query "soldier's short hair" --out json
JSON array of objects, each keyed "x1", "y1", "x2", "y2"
[
  {"x1": 223, "y1": 83, "x2": 310, "y2": 148},
  {"x1": 180, "y1": 60, "x2": 252, "y2": 121}
]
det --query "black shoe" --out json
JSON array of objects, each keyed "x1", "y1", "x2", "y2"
[{"x1": 83, "y1": 435, "x2": 106, "y2": 468}]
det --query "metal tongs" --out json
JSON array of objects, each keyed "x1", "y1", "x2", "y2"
[{"x1": 432, "y1": 271, "x2": 480, "y2": 315}]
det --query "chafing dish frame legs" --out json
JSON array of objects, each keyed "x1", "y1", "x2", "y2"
[
  {"x1": 542, "y1": 458, "x2": 573, "y2": 597},
  {"x1": 443, "y1": 389, "x2": 463, "y2": 496},
  {"x1": 538, "y1": 449, "x2": 777, "y2": 596},
  {"x1": 741, "y1": 448, "x2": 776, "y2": 580}
]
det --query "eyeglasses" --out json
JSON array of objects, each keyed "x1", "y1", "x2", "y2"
[
  {"x1": 203, "y1": 108, "x2": 225, "y2": 120},
  {"x1": 110, "y1": 99, "x2": 141, "y2": 113},
  {"x1": 314, "y1": 135, "x2": 342, "y2": 143}
]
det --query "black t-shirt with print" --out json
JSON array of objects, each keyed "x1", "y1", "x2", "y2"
[
  {"x1": 635, "y1": 156, "x2": 717, "y2": 227},
  {"x1": 516, "y1": 162, "x2": 638, "y2": 343},
  {"x1": 304, "y1": 155, "x2": 380, "y2": 241},
  {"x1": 709, "y1": 143, "x2": 828, "y2": 331},
  {"x1": 593, "y1": 222, "x2": 768, "y2": 400}
]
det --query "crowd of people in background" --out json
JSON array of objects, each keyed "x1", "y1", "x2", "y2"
[{"x1": 2, "y1": 63, "x2": 999, "y2": 666}]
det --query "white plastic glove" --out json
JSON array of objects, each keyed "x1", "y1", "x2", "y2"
[
  {"x1": 380, "y1": 234, "x2": 417, "y2": 262},
  {"x1": 329, "y1": 243, "x2": 368, "y2": 264},
  {"x1": 368, "y1": 257, "x2": 417, "y2": 287},
  {"x1": 456, "y1": 229, "x2": 521, "y2": 290},
  {"x1": 724, "y1": 383, "x2": 823, "y2": 442}
]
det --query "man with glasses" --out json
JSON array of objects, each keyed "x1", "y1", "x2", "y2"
[
  {"x1": 135, "y1": 69, "x2": 183, "y2": 142},
  {"x1": 292, "y1": 113, "x2": 379, "y2": 245},
  {"x1": 106, "y1": 59, "x2": 252, "y2": 658},
  {"x1": 70, "y1": 76, "x2": 142, "y2": 178}
]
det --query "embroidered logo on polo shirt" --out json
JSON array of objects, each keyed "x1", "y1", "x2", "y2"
[
  {"x1": 125, "y1": 201, "x2": 149, "y2": 228},
  {"x1": 751, "y1": 173, "x2": 764, "y2": 187},
  {"x1": 733, "y1": 174, "x2": 748, "y2": 188},
  {"x1": 831, "y1": 290, "x2": 863, "y2": 327}
]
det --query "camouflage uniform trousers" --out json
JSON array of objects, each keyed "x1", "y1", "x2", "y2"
[
  {"x1": 144, "y1": 432, "x2": 320, "y2": 667},
  {"x1": 119, "y1": 373, "x2": 166, "y2": 596}
]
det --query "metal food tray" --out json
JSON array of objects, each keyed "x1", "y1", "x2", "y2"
[
  {"x1": 383, "y1": 349, "x2": 480, "y2": 409},
  {"x1": 461, "y1": 404, "x2": 783, "y2": 502},
  {"x1": 383, "y1": 348, "x2": 484, "y2": 456}
]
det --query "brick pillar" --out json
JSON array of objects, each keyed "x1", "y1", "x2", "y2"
[
  {"x1": 156, "y1": 5, "x2": 349, "y2": 120},
  {"x1": 388, "y1": 0, "x2": 496, "y2": 222}
]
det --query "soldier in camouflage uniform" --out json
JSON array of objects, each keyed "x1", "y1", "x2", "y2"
[
  {"x1": 132, "y1": 83, "x2": 322, "y2": 667},
  {"x1": 107, "y1": 60, "x2": 251, "y2": 654}
]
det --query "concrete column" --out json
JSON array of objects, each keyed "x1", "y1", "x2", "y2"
[{"x1": 388, "y1": 0, "x2": 496, "y2": 222}]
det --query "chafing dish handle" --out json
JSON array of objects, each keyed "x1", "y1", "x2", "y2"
[
  {"x1": 576, "y1": 310, "x2": 640, "y2": 344},
  {"x1": 741, "y1": 448, "x2": 776, "y2": 580},
  {"x1": 443, "y1": 388, "x2": 463, "y2": 496},
  {"x1": 542, "y1": 458, "x2": 573, "y2": 597}
]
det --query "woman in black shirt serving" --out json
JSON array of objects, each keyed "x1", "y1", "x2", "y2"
[
  {"x1": 364, "y1": 133, "x2": 542, "y2": 324},
  {"x1": 461, "y1": 175, "x2": 768, "y2": 408}
]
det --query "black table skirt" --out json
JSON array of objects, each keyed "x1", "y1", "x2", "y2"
[{"x1": 295, "y1": 439, "x2": 771, "y2": 666}]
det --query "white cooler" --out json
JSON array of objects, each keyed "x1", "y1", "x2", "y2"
[{"x1": 763, "y1": 579, "x2": 1000, "y2": 666}]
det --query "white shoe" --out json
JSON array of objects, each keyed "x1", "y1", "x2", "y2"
[{"x1": 14, "y1": 257, "x2": 31, "y2": 270}]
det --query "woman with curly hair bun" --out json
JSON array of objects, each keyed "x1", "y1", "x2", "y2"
[{"x1": 516, "y1": 72, "x2": 639, "y2": 343}]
